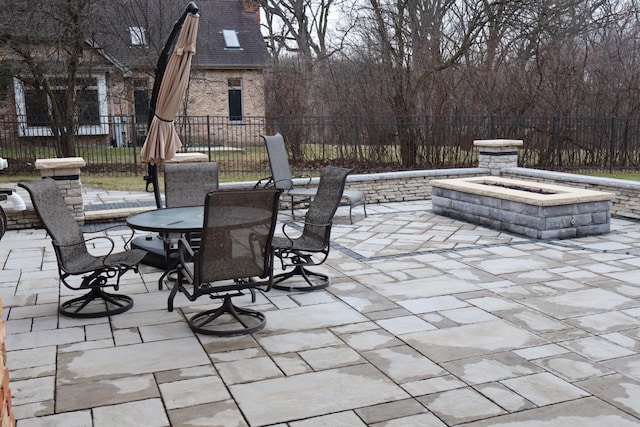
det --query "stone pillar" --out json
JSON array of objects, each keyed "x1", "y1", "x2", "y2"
[
  {"x1": 35, "y1": 157, "x2": 86, "y2": 224},
  {"x1": 474, "y1": 139, "x2": 523, "y2": 176}
]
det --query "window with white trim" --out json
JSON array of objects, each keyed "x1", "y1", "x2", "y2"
[{"x1": 13, "y1": 75, "x2": 109, "y2": 136}]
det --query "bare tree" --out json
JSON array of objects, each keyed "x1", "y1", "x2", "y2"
[
  {"x1": 0, "y1": 0, "x2": 100, "y2": 157},
  {"x1": 0, "y1": 0, "x2": 180, "y2": 157},
  {"x1": 262, "y1": 0, "x2": 351, "y2": 116},
  {"x1": 341, "y1": 0, "x2": 494, "y2": 166}
]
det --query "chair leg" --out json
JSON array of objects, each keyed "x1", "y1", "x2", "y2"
[
  {"x1": 349, "y1": 203, "x2": 353, "y2": 224},
  {"x1": 290, "y1": 194, "x2": 296, "y2": 219},
  {"x1": 59, "y1": 288, "x2": 133, "y2": 318},
  {"x1": 167, "y1": 273, "x2": 185, "y2": 312},
  {"x1": 272, "y1": 265, "x2": 330, "y2": 291},
  {"x1": 348, "y1": 201, "x2": 367, "y2": 224},
  {"x1": 187, "y1": 295, "x2": 266, "y2": 336},
  {"x1": 158, "y1": 252, "x2": 181, "y2": 290}
]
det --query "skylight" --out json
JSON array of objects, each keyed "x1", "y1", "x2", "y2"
[
  {"x1": 129, "y1": 26, "x2": 147, "y2": 46},
  {"x1": 222, "y1": 29, "x2": 241, "y2": 49}
]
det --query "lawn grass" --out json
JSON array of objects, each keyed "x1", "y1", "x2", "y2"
[
  {"x1": 581, "y1": 172, "x2": 640, "y2": 181},
  {"x1": 0, "y1": 172, "x2": 262, "y2": 191},
  {"x1": 0, "y1": 173, "x2": 147, "y2": 191},
  {"x1": 3, "y1": 170, "x2": 639, "y2": 191}
]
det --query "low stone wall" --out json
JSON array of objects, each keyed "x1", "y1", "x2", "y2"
[
  {"x1": 4, "y1": 208, "x2": 39, "y2": 231},
  {"x1": 221, "y1": 168, "x2": 490, "y2": 204},
  {"x1": 6, "y1": 166, "x2": 640, "y2": 230},
  {"x1": 220, "y1": 168, "x2": 490, "y2": 215}
]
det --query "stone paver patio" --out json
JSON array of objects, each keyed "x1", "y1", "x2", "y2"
[{"x1": 2, "y1": 187, "x2": 640, "y2": 426}]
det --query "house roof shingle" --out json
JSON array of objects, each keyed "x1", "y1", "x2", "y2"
[{"x1": 95, "y1": 0, "x2": 269, "y2": 72}]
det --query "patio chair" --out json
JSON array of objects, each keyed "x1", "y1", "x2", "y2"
[
  {"x1": 133, "y1": 161, "x2": 218, "y2": 275},
  {"x1": 271, "y1": 166, "x2": 351, "y2": 291},
  {"x1": 0, "y1": 190, "x2": 7, "y2": 241},
  {"x1": 258, "y1": 133, "x2": 366, "y2": 224},
  {"x1": 170, "y1": 188, "x2": 281, "y2": 336},
  {"x1": 19, "y1": 179, "x2": 146, "y2": 318},
  {"x1": 156, "y1": 161, "x2": 220, "y2": 287},
  {"x1": 0, "y1": 205, "x2": 5, "y2": 241},
  {"x1": 164, "y1": 161, "x2": 219, "y2": 208}
]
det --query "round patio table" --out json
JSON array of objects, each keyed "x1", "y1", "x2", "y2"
[{"x1": 126, "y1": 206, "x2": 204, "y2": 234}]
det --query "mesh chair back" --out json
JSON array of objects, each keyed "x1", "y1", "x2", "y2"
[
  {"x1": 19, "y1": 179, "x2": 88, "y2": 262},
  {"x1": 262, "y1": 133, "x2": 294, "y2": 190},
  {"x1": 164, "y1": 162, "x2": 219, "y2": 208},
  {"x1": 0, "y1": 207, "x2": 6, "y2": 241},
  {"x1": 304, "y1": 166, "x2": 351, "y2": 242},
  {"x1": 196, "y1": 189, "x2": 280, "y2": 284}
]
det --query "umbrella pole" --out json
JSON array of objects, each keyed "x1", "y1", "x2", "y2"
[
  {"x1": 144, "y1": 1, "x2": 199, "y2": 208},
  {"x1": 145, "y1": 163, "x2": 162, "y2": 208}
]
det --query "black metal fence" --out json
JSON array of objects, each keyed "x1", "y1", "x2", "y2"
[{"x1": 1, "y1": 115, "x2": 639, "y2": 178}]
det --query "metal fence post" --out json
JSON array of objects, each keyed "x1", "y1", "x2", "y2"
[
  {"x1": 489, "y1": 115, "x2": 496, "y2": 139},
  {"x1": 132, "y1": 119, "x2": 139, "y2": 176},
  {"x1": 609, "y1": 117, "x2": 616, "y2": 173},
  {"x1": 352, "y1": 115, "x2": 359, "y2": 171},
  {"x1": 206, "y1": 115, "x2": 212, "y2": 161},
  {"x1": 551, "y1": 116, "x2": 559, "y2": 171},
  {"x1": 424, "y1": 115, "x2": 431, "y2": 167}
]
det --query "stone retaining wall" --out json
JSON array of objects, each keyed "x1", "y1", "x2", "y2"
[{"x1": 6, "y1": 166, "x2": 640, "y2": 230}]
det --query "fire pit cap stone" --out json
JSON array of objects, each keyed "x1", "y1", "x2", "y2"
[{"x1": 473, "y1": 139, "x2": 523, "y2": 149}]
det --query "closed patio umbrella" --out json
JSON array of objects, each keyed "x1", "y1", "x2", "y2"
[{"x1": 141, "y1": 2, "x2": 199, "y2": 208}]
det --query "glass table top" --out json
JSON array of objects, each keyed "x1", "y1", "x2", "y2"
[{"x1": 126, "y1": 206, "x2": 204, "y2": 233}]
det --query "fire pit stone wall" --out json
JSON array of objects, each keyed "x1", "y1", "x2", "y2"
[{"x1": 432, "y1": 176, "x2": 613, "y2": 239}]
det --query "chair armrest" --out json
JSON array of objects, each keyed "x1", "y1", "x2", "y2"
[
  {"x1": 53, "y1": 236, "x2": 117, "y2": 265},
  {"x1": 279, "y1": 221, "x2": 300, "y2": 243},
  {"x1": 254, "y1": 176, "x2": 274, "y2": 188},
  {"x1": 88, "y1": 223, "x2": 137, "y2": 249},
  {"x1": 294, "y1": 174, "x2": 312, "y2": 188},
  {"x1": 91, "y1": 223, "x2": 131, "y2": 233},
  {"x1": 279, "y1": 219, "x2": 330, "y2": 243}
]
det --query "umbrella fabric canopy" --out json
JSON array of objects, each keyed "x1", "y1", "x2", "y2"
[{"x1": 141, "y1": 13, "x2": 199, "y2": 165}]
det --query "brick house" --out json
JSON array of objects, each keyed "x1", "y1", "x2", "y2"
[{"x1": 0, "y1": 0, "x2": 268, "y2": 147}]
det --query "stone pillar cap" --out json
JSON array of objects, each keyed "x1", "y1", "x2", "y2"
[
  {"x1": 35, "y1": 157, "x2": 86, "y2": 169},
  {"x1": 165, "y1": 153, "x2": 209, "y2": 163},
  {"x1": 474, "y1": 139, "x2": 523, "y2": 148}
]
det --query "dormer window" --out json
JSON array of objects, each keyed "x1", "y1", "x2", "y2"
[
  {"x1": 222, "y1": 29, "x2": 241, "y2": 49},
  {"x1": 129, "y1": 26, "x2": 147, "y2": 46}
]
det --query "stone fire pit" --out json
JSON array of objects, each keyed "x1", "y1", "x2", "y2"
[{"x1": 431, "y1": 176, "x2": 613, "y2": 239}]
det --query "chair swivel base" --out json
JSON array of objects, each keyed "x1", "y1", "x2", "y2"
[
  {"x1": 187, "y1": 295, "x2": 266, "y2": 336},
  {"x1": 271, "y1": 266, "x2": 331, "y2": 292},
  {"x1": 59, "y1": 288, "x2": 134, "y2": 318}
]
